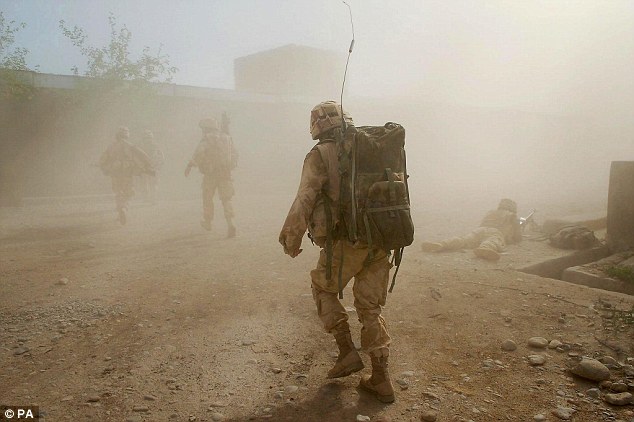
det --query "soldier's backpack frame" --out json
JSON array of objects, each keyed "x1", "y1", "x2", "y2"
[{"x1": 322, "y1": 122, "x2": 415, "y2": 298}]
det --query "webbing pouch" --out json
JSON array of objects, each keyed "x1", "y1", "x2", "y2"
[
  {"x1": 364, "y1": 174, "x2": 414, "y2": 252},
  {"x1": 365, "y1": 205, "x2": 414, "y2": 251},
  {"x1": 322, "y1": 191, "x2": 334, "y2": 281}
]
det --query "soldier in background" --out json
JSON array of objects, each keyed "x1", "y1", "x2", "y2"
[
  {"x1": 99, "y1": 126, "x2": 154, "y2": 225},
  {"x1": 420, "y1": 198, "x2": 522, "y2": 260},
  {"x1": 136, "y1": 129, "x2": 164, "y2": 203},
  {"x1": 220, "y1": 111, "x2": 231, "y2": 137},
  {"x1": 185, "y1": 117, "x2": 238, "y2": 238}
]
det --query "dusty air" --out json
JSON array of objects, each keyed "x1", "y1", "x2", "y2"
[{"x1": 1, "y1": 1, "x2": 633, "y2": 421}]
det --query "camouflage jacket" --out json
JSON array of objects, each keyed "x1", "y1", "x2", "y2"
[
  {"x1": 480, "y1": 209, "x2": 522, "y2": 244},
  {"x1": 190, "y1": 132, "x2": 237, "y2": 180},
  {"x1": 99, "y1": 140, "x2": 153, "y2": 177},
  {"x1": 138, "y1": 140, "x2": 165, "y2": 170},
  {"x1": 280, "y1": 140, "x2": 339, "y2": 250}
]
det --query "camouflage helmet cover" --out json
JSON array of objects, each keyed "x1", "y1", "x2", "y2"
[
  {"x1": 199, "y1": 118, "x2": 219, "y2": 131},
  {"x1": 498, "y1": 198, "x2": 517, "y2": 213},
  {"x1": 309, "y1": 101, "x2": 353, "y2": 140},
  {"x1": 116, "y1": 126, "x2": 130, "y2": 140}
]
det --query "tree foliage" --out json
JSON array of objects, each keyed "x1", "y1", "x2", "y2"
[
  {"x1": 59, "y1": 13, "x2": 177, "y2": 85},
  {"x1": 0, "y1": 11, "x2": 31, "y2": 71},
  {"x1": 0, "y1": 11, "x2": 37, "y2": 99}
]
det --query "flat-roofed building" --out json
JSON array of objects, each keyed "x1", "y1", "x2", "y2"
[{"x1": 234, "y1": 44, "x2": 344, "y2": 96}]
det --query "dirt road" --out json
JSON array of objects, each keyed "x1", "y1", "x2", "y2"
[{"x1": 1, "y1": 195, "x2": 632, "y2": 422}]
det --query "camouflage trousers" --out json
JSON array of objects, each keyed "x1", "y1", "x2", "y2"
[
  {"x1": 111, "y1": 175, "x2": 134, "y2": 211},
  {"x1": 202, "y1": 175, "x2": 234, "y2": 223},
  {"x1": 438, "y1": 227, "x2": 506, "y2": 252},
  {"x1": 311, "y1": 240, "x2": 392, "y2": 355}
]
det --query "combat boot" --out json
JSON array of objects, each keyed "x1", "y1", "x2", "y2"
[
  {"x1": 200, "y1": 219, "x2": 212, "y2": 231},
  {"x1": 327, "y1": 329, "x2": 364, "y2": 378},
  {"x1": 359, "y1": 349, "x2": 395, "y2": 403},
  {"x1": 227, "y1": 223, "x2": 236, "y2": 238},
  {"x1": 473, "y1": 246, "x2": 500, "y2": 261},
  {"x1": 118, "y1": 208, "x2": 127, "y2": 225}
]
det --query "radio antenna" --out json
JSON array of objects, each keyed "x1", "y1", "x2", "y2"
[{"x1": 340, "y1": 1, "x2": 354, "y2": 132}]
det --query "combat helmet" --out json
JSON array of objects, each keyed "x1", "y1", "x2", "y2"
[
  {"x1": 309, "y1": 101, "x2": 354, "y2": 140},
  {"x1": 199, "y1": 117, "x2": 219, "y2": 132},
  {"x1": 498, "y1": 198, "x2": 517, "y2": 213}
]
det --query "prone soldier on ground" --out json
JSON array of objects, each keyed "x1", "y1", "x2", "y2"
[{"x1": 421, "y1": 198, "x2": 522, "y2": 260}]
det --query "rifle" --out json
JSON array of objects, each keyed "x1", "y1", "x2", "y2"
[{"x1": 520, "y1": 209, "x2": 537, "y2": 231}]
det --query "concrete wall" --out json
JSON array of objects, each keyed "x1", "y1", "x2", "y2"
[
  {"x1": 0, "y1": 71, "x2": 320, "y2": 205},
  {"x1": 1, "y1": 70, "x2": 628, "y2": 218},
  {"x1": 607, "y1": 161, "x2": 634, "y2": 252},
  {"x1": 234, "y1": 44, "x2": 343, "y2": 96}
]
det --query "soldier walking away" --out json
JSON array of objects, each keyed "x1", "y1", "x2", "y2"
[
  {"x1": 279, "y1": 101, "x2": 397, "y2": 403},
  {"x1": 99, "y1": 126, "x2": 154, "y2": 225},
  {"x1": 136, "y1": 129, "x2": 164, "y2": 203},
  {"x1": 185, "y1": 117, "x2": 238, "y2": 238},
  {"x1": 421, "y1": 198, "x2": 522, "y2": 260}
]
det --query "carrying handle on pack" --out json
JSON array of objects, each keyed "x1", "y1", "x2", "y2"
[{"x1": 385, "y1": 168, "x2": 397, "y2": 205}]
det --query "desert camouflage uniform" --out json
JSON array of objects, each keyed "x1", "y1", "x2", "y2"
[
  {"x1": 280, "y1": 141, "x2": 392, "y2": 355},
  {"x1": 422, "y1": 199, "x2": 521, "y2": 259},
  {"x1": 99, "y1": 128, "x2": 153, "y2": 223},
  {"x1": 188, "y1": 128, "x2": 237, "y2": 232},
  {"x1": 137, "y1": 130, "x2": 164, "y2": 202},
  {"x1": 281, "y1": 101, "x2": 397, "y2": 403}
]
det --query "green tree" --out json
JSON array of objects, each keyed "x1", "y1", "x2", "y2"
[
  {"x1": 0, "y1": 11, "x2": 30, "y2": 70},
  {"x1": 0, "y1": 11, "x2": 37, "y2": 98},
  {"x1": 59, "y1": 13, "x2": 177, "y2": 91}
]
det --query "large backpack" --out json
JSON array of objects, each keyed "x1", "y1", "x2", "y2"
[
  {"x1": 549, "y1": 225, "x2": 599, "y2": 250},
  {"x1": 323, "y1": 122, "x2": 414, "y2": 296}
]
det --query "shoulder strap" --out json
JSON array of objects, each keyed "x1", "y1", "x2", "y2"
[
  {"x1": 314, "y1": 141, "x2": 339, "y2": 201},
  {"x1": 388, "y1": 248, "x2": 404, "y2": 293},
  {"x1": 314, "y1": 138, "x2": 346, "y2": 298}
]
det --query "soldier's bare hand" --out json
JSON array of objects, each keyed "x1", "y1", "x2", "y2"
[
  {"x1": 184, "y1": 166, "x2": 191, "y2": 177},
  {"x1": 279, "y1": 233, "x2": 302, "y2": 258},
  {"x1": 287, "y1": 248, "x2": 303, "y2": 258}
]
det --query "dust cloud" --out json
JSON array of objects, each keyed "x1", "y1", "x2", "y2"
[
  {"x1": 2, "y1": 1, "x2": 632, "y2": 224},
  {"x1": 2, "y1": 3, "x2": 634, "y2": 421}
]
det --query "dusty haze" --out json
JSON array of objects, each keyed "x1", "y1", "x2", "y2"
[
  {"x1": 1, "y1": 2, "x2": 634, "y2": 422},
  {"x1": 2, "y1": 0, "x2": 633, "y2": 216}
]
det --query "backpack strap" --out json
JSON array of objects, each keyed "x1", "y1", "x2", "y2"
[
  {"x1": 388, "y1": 247, "x2": 404, "y2": 293},
  {"x1": 314, "y1": 139, "x2": 340, "y2": 295},
  {"x1": 321, "y1": 191, "x2": 334, "y2": 282},
  {"x1": 336, "y1": 129, "x2": 353, "y2": 299},
  {"x1": 362, "y1": 212, "x2": 375, "y2": 266},
  {"x1": 388, "y1": 146, "x2": 410, "y2": 293},
  {"x1": 337, "y1": 241, "x2": 345, "y2": 299}
]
